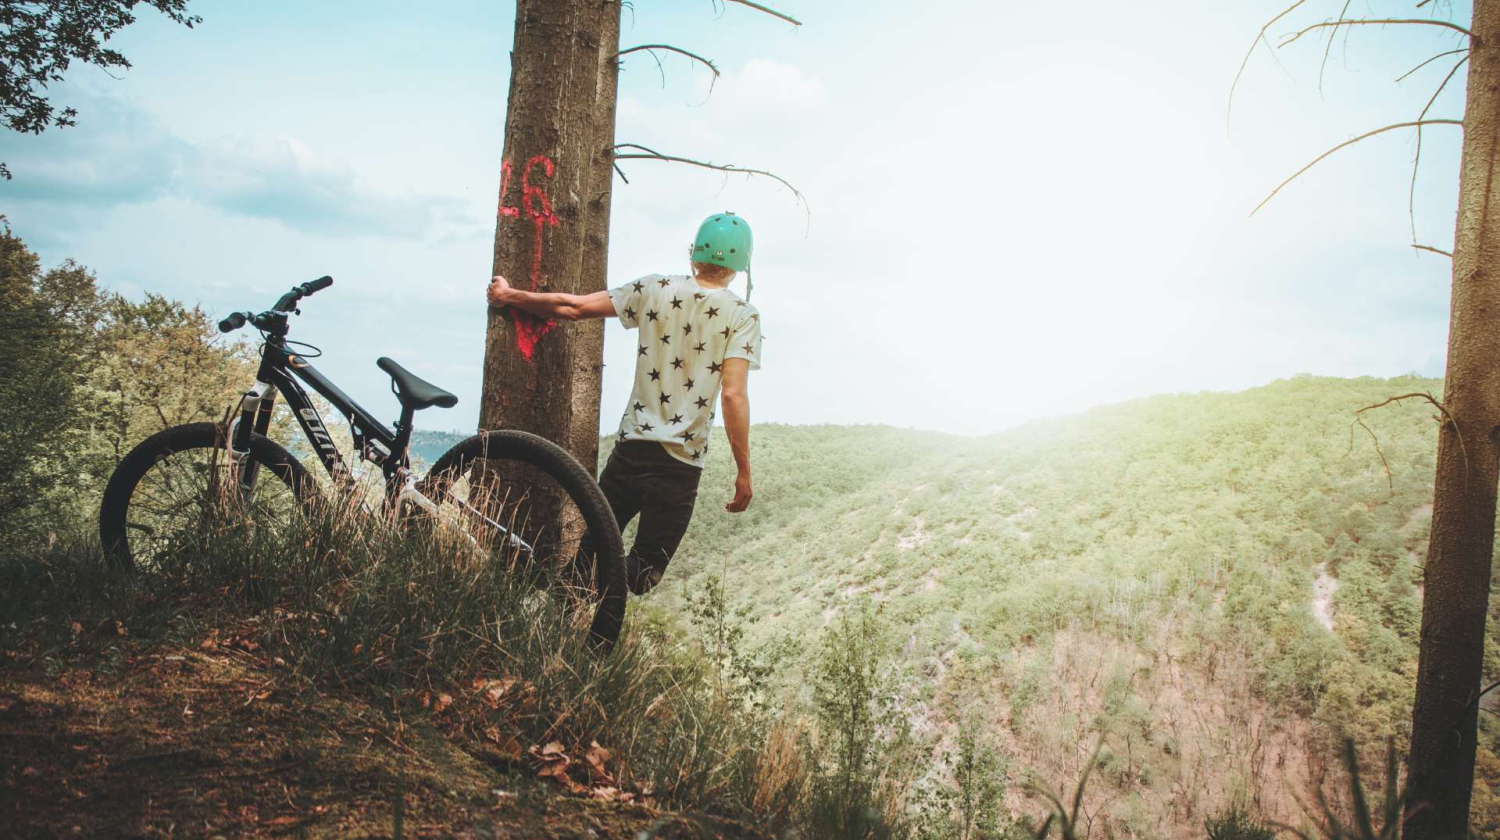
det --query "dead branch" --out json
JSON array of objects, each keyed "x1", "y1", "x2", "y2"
[
  {"x1": 612, "y1": 143, "x2": 808, "y2": 210},
  {"x1": 1349, "y1": 414, "x2": 1395, "y2": 492},
  {"x1": 1319, "y1": 0, "x2": 1356, "y2": 96},
  {"x1": 1396, "y1": 47, "x2": 1468, "y2": 83},
  {"x1": 1409, "y1": 55, "x2": 1469, "y2": 242},
  {"x1": 1229, "y1": 0, "x2": 1309, "y2": 125},
  {"x1": 1251, "y1": 119, "x2": 1463, "y2": 216},
  {"x1": 715, "y1": 0, "x2": 802, "y2": 26},
  {"x1": 1475, "y1": 677, "x2": 1500, "y2": 705},
  {"x1": 612, "y1": 162, "x2": 630, "y2": 184},
  {"x1": 1411, "y1": 243, "x2": 1453, "y2": 258},
  {"x1": 612, "y1": 44, "x2": 721, "y2": 79},
  {"x1": 1354, "y1": 392, "x2": 1469, "y2": 484},
  {"x1": 1279, "y1": 18, "x2": 1472, "y2": 49}
]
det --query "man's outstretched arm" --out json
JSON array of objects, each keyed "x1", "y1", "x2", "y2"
[
  {"x1": 486, "y1": 275, "x2": 616, "y2": 321},
  {"x1": 720, "y1": 357, "x2": 753, "y2": 513}
]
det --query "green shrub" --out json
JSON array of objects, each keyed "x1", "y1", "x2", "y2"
[{"x1": 1205, "y1": 805, "x2": 1275, "y2": 840}]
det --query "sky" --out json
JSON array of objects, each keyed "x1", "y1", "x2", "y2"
[{"x1": 0, "y1": 0, "x2": 1475, "y2": 436}]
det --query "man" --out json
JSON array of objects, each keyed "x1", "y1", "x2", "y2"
[{"x1": 485, "y1": 212, "x2": 762, "y2": 594}]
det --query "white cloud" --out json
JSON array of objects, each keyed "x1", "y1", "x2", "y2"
[{"x1": 1, "y1": 91, "x2": 466, "y2": 240}]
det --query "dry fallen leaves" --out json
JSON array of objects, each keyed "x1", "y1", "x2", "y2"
[
  {"x1": 584, "y1": 741, "x2": 614, "y2": 785},
  {"x1": 484, "y1": 726, "x2": 524, "y2": 760},
  {"x1": 472, "y1": 676, "x2": 536, "y2": 710},
  {"x1": 529, "y1": 741, "x2": 587, "y2": 794}
]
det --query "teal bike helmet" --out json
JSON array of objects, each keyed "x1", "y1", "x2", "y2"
[{"x1": 691, "y1": 211, "x2": 755, "y2": 297}]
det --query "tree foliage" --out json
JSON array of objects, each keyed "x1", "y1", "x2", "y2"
[
  {"x1": 0, "y1": 225, "x2": 79, "y2": 538},
  {"x1": 0, "y1": 0, "x2": 200, "y2": 178},
  {"x1": 0, "y1": 226, "x2": 254, "y2": 541}
]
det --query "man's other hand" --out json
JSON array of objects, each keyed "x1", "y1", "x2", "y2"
[
  {"x1": 487, "y1": 275, "x2": 513, "y2": 308},
  {"x1": 727, "y1": 472, "x2": 753, "y2": 513}
]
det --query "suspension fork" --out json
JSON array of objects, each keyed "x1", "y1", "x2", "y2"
[
  {"x1": 230, "y1": 343, "x2": 284, "y2": 493},
  {"x1": 229, "y1": 378, "x2": 276, "y2": 493}
]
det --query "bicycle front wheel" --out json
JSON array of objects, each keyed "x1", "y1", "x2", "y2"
[
  {"x1": 99, "y1": 422, "x2": 316, "y2": 571},
  {"x1": 422, "y1": 430, "x2": 627, "y2": 651}
]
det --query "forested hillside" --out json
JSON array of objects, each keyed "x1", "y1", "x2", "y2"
[{"x1": 635, "y1": 376, "x2": 1500, "y2": 835}]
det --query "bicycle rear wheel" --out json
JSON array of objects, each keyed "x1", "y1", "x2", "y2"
[
  {"x1": 99, "y1": 422, "x2": 316, "y2": 571},
  {"x1": 421, "y1": 430, "x2": 627, "y2": 651}
]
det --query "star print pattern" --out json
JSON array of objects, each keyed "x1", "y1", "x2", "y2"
[{"x1": 607, "y1": 272, "x2": 762, "y2": 468}]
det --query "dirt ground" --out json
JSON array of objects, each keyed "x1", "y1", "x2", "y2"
[{"x1": 0, "y1": 645, "x2": 764, "y2": 840}]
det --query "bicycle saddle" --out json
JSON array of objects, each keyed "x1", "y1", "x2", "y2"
[{"x1": 377, "y1": 357, "x2": 458, "y2": 411}]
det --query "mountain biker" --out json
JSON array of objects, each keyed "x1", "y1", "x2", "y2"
[{"x1": 485, "y1": 212, "x2": 762, "y2": 594}]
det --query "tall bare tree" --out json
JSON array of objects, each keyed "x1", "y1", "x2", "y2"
[
  {"x1": 480, "y1": 0, "x2": 802, "y2": 475},
  {"x1": 1404, "y1": 3, "x2": 1500, "y2": 835},
  {"x1": 1236, "y1": 2, "x2": 1496, "y2": 835},
  {"x1": 480, "y1": 0, "x2": 620, "y2": 471}
]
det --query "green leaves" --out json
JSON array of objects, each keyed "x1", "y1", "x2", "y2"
[{"x1": 0, "y1": 0, "x2": 201, "y2": 177}]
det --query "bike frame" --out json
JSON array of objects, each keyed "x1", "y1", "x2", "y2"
[
  {"x1": 227, "y1": 329, "x2": 526, "y2": 552},
  {"x1": 230, "y1": 331, "x2": 416, "y2": 510}
]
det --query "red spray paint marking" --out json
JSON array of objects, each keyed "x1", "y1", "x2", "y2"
[{"x1": 497, "y1": 155, "x2": 561, "y2": 360}]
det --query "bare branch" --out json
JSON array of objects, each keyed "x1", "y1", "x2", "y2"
[
  {"x1": 612, "y1": 44, "x2": 721, "y2": 79},
  {"x1": 1251, "y1": 120, "x2": 1463, "y2": 216},
  {"x1": 1319, "y1": 0, "x2": 1356, "y2": 97},
  {"x1": 1473, "y1": 677, "x2": 1500, "y2": 710},
  {"x1": 1348, "y1": 413, "x2": 1395, "y2": 492},
  {"x1": 1409, "y1": 55, "x2": 1469, "y2": 242},
  {"x1": 613, "y1": 143, "x2": 807, "y2": 209},
  {"x1": 1356, "y1": 392, "x2": 1469, "y2": 481},
  {"x1": 1279, "y1": 18, "x2": 1473, "y2": 49},
  {"x1": 718, "y1": 0, "x2": 801, "y2": 26},
  {"x1": 1229, "y1": 0, "x2": 1308, "y2": 127},
  {"x1": 1396, "y1": 48, "x2": 1468, "y2": 83},
  {"x1": 612, "y1": 162, "x2": 630, "y2": 184},
  {"x1": 1412, "y1": 243, "x2": 1454, "y2": 258}
]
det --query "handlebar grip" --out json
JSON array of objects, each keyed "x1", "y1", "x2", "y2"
[
  {"x1": 300, "y1": 276, "x2": 333, "y2": 295},
  {"x1": 218, "y1": 311, "x2": 248, "y2": 333}
]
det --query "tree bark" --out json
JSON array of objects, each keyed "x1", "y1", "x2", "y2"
[
  {"x1": 480, "y1": 0, "x2": 621, "y2": 475},
  {"x1": 1403, "y1": 4, "x2": 1500, "y2": 836}
]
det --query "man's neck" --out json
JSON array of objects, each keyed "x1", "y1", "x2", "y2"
[{"x1": 692, "y1": 273, "x2": 733, "y2": 289}]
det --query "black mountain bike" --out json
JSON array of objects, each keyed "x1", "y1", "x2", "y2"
[{"x1": 97, "y1": 277, "x2": 627, "y2": 648}]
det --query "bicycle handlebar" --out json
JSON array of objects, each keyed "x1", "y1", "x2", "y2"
[
  {"x1": 218, "y1": 311, "x2": 250, "y2": 333},
  {"x1": 302, "y1": 275, "x2": 334, "y2": 295},
  {"x1": 218, "y1": 276, "x2": 334, "y2": 334}
]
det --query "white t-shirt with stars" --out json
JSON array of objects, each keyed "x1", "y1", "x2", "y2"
[{"x1": 609, "y1": 273, "x2": 762, "y2": 468}]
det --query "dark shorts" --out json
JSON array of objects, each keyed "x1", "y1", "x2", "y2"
[{"x1": 577, "y1": 440, "x2": 701, "y2": 595}]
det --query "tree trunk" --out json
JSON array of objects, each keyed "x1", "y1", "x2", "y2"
[
  {"x1": 480, "y1": 0, "x2": 621, "y2": 475},
  {"x1": 1403, "y1": 4, "x2": 1500, "y2": 836}
]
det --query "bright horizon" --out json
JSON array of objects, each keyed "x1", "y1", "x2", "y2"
[{"x1": 0, "y1": 0, "x2": 1471, "y2": 436}]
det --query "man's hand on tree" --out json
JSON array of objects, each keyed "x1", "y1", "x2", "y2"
[
  {"x1": 487, "y1": 275, "x2": 513, "y2": 308},
  {"x1": 727, "y1": 471, "x2": 753, "y2": 513}
]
